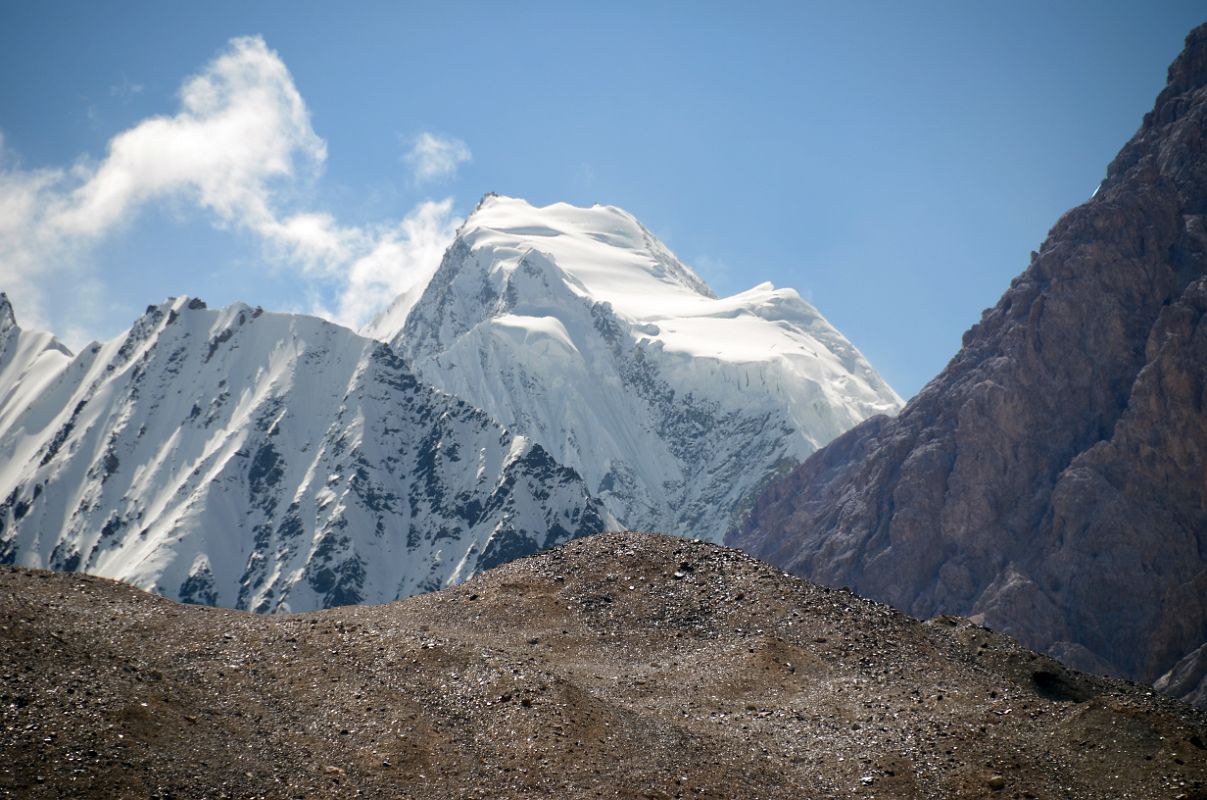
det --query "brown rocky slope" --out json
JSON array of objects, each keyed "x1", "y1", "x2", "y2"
[
  {"x1": 3, "y1": 532, "x2": 1206, "y2": 799},
  {"x1": 731, "y1": 22, "x2": 1207, "y2": 707}
]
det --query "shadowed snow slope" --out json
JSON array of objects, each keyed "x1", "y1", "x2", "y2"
[
  {"x1": 371, "y1": 195, "x2": 901, "y2": 539},
  {"x1": 0, "y1": 296, "x2": 611, "y2": 611}
]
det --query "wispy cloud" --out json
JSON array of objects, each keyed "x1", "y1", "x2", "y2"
[
  {"x1": 109, "y1": 73, "x2": 144, "y2": 102},
  {"x1": 316, "y1": 199, "x2": 459, "y2": 329},
  {"x1": 403, "y1": 132, "x2": 472, "y2": 184},
  {"x1": 0, "y1": 36, "x2": 464, "y2": 340}
]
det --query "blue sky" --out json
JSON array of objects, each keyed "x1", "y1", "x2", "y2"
[{"x1": 0, "y1": 2, "x2": 1202, "y2": 398}]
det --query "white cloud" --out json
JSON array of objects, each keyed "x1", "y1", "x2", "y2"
[
  {"x1": 0, "y1": 36, "x2": 465, "y2": 337},
  {"x1": 59, "y1": 35, "x2": 326, "y2": 239},
  {"x1": 329, "y1": 199, "x2": 459, "y2": 329},
  {"x1": 403, "y1": 132, "x2": 472, "y2": 184}
]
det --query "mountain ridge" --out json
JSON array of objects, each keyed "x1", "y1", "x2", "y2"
[
  {"x1": 0, "y1": 294, "x2": 612, "y2": 610},
  {"x1": 731, "y1": 21, "x2": 1207, "y2": 707}
]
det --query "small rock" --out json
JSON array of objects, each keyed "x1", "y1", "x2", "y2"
[{"x1": 987, "y1": 774, "x2": 1006, "y2": 791}]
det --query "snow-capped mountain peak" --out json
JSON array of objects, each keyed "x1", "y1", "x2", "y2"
[
  {"x1": 2, "y1": 195, "x2": 900, "y2": 610},
  {"x1": 371, "y1": 195, "x2": 902, "y2": 539},
  {"x1": 0, "y1": 293, "x2": 73, "y2": 432},
  {"x1": 0, "y1": 292, "x2": 15, "y2": 332}
]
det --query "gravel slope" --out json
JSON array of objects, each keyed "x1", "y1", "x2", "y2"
[{"x1": 2, "y1": 532, "x2": 1205, "y2": 799}]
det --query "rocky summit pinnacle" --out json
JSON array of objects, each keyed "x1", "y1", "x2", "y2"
[
  {"x1": 731, "y1": 22, "x2": 1207, "y2": 708},
  {"x1": 0, "y1": 292, "x2": 15, "y2": 335}
]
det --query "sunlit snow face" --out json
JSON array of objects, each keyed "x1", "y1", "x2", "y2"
[{"x1": 381, "y1": 195, "x2": 900, "y2": 541}]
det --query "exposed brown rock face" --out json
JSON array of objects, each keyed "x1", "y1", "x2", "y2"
[
  {"x1": 3, "y1": 533, "x2": 1206, "y2": 799},
  {"x1": 731, "y1": 23, "x2": 1207, "y2": 706}
]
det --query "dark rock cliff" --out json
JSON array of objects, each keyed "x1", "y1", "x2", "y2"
[{"x1": 731, "y1": 23, "x2": 1207, "y2": 706}]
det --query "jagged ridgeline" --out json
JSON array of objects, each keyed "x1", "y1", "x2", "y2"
[{"x1": 0, "y1": 295, "x2": 610, "y2": 611}]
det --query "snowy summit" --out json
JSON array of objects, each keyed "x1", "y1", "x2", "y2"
[{"x1": 373, "y1": 195, "x2": 902, "y2": 539}]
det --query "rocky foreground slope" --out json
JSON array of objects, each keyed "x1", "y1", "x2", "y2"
[
  {"x1": 3, "y1": 533, "x2": 1205, "y2": 799},
  {"x1": 732, "y1": 23, "x2": 1207, "y2": 706}
]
